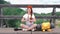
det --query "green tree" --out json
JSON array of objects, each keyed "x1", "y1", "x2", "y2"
[
  {"x1": 2, "y1": 7, "x2": 26, "y2": 28},
  {"x1": 56, "y1": 12, "x2": 60, "y2": 16},
  {"x1": 0, "y1": 0, "x2": 10, "y2": 4}
]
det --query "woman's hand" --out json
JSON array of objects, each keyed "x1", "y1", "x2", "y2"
[
  {"x1": 29, "y1": 19, "x2": 34, "y2": 22},
  {"x1": 29, "y1": 18, "x2": 36, "y2": 22}
]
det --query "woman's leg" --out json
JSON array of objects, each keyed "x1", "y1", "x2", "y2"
[
  {"x1": 27, "y1": 24, "x2": 37, "y2": 30},
  {"x1": 20, "y1": 24, "x2": 29, "y2": 29}
]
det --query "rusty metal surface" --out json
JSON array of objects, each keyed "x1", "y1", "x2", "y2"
[
  {"x1": 0, "y1": 4, "x2": 60, "y2": 8},
  {"x1": 0, "y1": 15, "x2": 60, "y2": 19},
  {"x1": 0, "y1": 28, "x2": 60, "y2": 34}
]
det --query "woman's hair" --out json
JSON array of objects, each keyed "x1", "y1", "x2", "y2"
[{"x1": 27, "y1": 5, "x2": 33, "y2": 16}]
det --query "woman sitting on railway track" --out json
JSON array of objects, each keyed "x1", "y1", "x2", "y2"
[{"x1": 21, "y1": 5, "x2": 37, "y2": 31}]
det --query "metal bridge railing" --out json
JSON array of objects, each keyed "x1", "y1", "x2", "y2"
[{"x1": 0, "y1": 4, "x2": 60, "y2": 28}]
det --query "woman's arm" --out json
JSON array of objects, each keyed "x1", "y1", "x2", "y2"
[
  {"x1": 32, "y1": 14, "x2": 36, "y2": 22},
  {"x1": 29, "y1": 14, "x2": 36, "y2": 22},
  {"x1": 21, "y1": 17, "x2": 26, "y2": 22},
  {"x1": 33, "y1": 17, "x2": 36, "y2": 22}
]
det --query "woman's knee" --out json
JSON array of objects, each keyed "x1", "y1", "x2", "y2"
[
  {"x1": 33, "y1": 24, "x2": 37, "y2": 26},
  {"x1": 20, "y1": 24, "x2": 24, "y2": 27}
]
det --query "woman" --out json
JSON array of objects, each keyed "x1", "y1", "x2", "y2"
[{"x1": 21, "y1": 5, "x2": 37, "y2": 31}]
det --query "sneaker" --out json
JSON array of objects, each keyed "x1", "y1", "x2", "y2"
[
  {"x1": 22, "y1": 29, "x2": 27, "y2": 31},
  {"x1": 32, "y1": 29, "x2": 35, "y2": 31}
]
